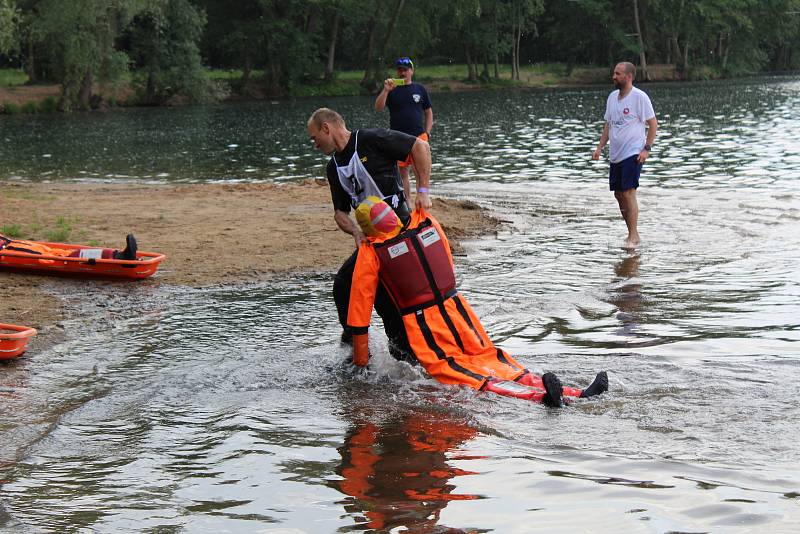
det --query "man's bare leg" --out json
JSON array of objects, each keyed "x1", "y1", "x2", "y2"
[
  {"x1": 399, "y1": 165, "x2": 412, "y2": 210},
  {"x1": 614, "y1": 188, "x2": 640, "y2": 247}
]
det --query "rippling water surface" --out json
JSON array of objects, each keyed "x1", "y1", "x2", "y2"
[{"x1": 2, "y1": 77, "x2": 800, "y2": 532}]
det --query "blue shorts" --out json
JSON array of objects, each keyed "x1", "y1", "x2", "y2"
[{"x1": 609, "y1": 155, "x2": 642, "y2": 191}]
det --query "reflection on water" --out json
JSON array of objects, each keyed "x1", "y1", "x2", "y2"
[
  {"x1": 331, "y1": 410, "x2": 482, "y2": 533},
  {"x1": 2, "y1": 77, "x2": 800, "y2": 532},
  {"x1": 610, "y1": 253, "x2": 642, "y2": 337}
]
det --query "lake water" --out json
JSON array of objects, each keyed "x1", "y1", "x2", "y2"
[{"x1": 2, "y1": 77, "x2": 800, "y2": 532}]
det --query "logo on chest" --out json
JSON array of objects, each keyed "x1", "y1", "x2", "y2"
[
  {"x1": 388, "y1": 241, "x2": 410, "y2": 259},
  {"x1": 413, "y1": 94, "x2": 421, "y2": 103},
  {"x1": 623, "y1": 107, "x2": 630, "y2": 115}
]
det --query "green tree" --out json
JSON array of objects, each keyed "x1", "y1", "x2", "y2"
[
  {"x1": 535, "y1": 0, "x2": 611, "y2": 71},
  {"x1": 473, "y1": 0, "x2": 504, "y2": 81},
  {"x1": 499, "y1": 0, "x2": 543, "y2": 80},
  {"x1": 11, "y1": 0, "x2": 46, "y2": 83},
  {"x1": 434, "y1": 0, "x2": 482, "y2": 81},
  {"x1": 358, "y1": 0, "x2": 408, "y2": 91},
  {"x1": 0, "y1": 0, "x2": 19, "y2": 56},
  {"x1": 323, "y1": 1, "x2": 345, "y2": 80},
  {"x1": 648, "y1": 0, "x2": 760, "y2": 76},
  {"x1": 632, "y1": 0, "x2": 648, "y2": 80},
  {"x1": 758, "y1": 0, "x2": 800, "y2": 69},
  {"x1": 196, "y1": 0, "x2": 266, "y2": 87},
  {"x1": 32, "y1": 0, "x2": 145, "y2": 110},
  {"x1": 378, "y1": 0, "x2": 439, "y2": 78},
  {"x1": 128, "y1": 0, "x2": 208, "y2": 104},
  {"x1": 257, "y1": 0, "x2": 321, "y2": 94}
]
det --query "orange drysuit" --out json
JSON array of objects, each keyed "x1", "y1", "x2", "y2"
[
  {"x1": 347, "y1": 210, "x2": 584, "y2": 402},
  {"x1": 0, "y1": 236, "x2": 74, "y2": 257},
  {"x1": 0, "y1": 236, "x2": 118, "y2": 259}
]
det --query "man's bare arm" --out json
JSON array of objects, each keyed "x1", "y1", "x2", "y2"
[
  {"x1": 334, "y1": 209, "x2": 366, "y2": 247},
  {"x1": 411, "y1": 139, "x2": 432, "y2": 210}
]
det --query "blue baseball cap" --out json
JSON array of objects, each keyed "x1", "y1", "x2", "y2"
[{"x1": 394, "y1": 57, "x2": 414, "y2": 69}]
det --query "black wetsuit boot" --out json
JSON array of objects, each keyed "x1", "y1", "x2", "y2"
[
  {"x1": 541, "y1": 372, "x2": 563, "y2": 408},
  {"x1": 580, "y1": 371, "x2": 609, "y2": 398}
]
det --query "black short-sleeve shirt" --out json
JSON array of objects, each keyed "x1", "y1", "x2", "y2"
[
  {"x1": 386, "y1": 83, "x2": 432, "y2": 136},
  {"x1": 326, "y1": 128, "x2": 416, "y2": 214}
]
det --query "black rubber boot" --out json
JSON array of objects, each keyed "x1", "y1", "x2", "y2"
[
  {"x1": 541, "y1": 372, "x2": 563, "y2": 408},
  {"x1": 580, "y1": 371, "x2": 609, "y2": 398},
  {"x1": 340, "y1": 329, "x2": 353, "y2": 345},
  {"x1": 114, "y1": 234, "x2": 138, "y2": 260}
]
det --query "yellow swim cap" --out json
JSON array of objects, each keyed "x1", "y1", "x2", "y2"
[{"x1": 355, "y1": 196, "x2": 402, "y2": 238}]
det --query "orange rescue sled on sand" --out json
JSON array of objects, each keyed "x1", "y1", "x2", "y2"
[
  {"x1": 0, "y1": 323, "x2": 37, "y2": 360},
  {"x1": 0, "y1": 240, "x2": 165, "y2": 279}
]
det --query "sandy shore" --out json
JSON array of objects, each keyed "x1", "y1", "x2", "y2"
[{"x1": 1, "y1": 180, "x2": 499, "y2": 350}]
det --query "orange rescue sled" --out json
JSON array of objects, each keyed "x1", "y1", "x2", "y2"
[
  {"x1": 0, "y1": 323, "x2": 37, "y2": 360},
  {"x1": 0, "y1": 241, "x2": 165, "y2": 279}
]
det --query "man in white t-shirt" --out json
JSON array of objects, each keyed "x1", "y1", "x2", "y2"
[{"x1": 592, "y1": 62, "x2": 657, "y2": 248}]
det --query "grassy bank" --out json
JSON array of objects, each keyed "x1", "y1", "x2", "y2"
[
  {"x1": 0, "y1": 62, "x2": 723, "y2": 113},
  {"x1": 218, "y1": 63, "x2": 612, "y2": 98},
  {"x1": 0, "y1": 68, "x2": 27, "y2": 86}
]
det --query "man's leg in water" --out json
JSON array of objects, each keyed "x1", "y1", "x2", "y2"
[
  {"x1": 399, "y1": 165, "x2": 412, "y2": 210},
  {"x1": 614, "y1": 188, "x2": 640, "y2": 247},
  {"x1": 334, "y1": 251, "x2": 413, "y2": 360},
  {"x1": 374, "y1": 282, "x2": 414, "y2": 362},
  {"x1": 521, "y1": 372, "x2": 580, "y2": 397},
  {"x1": 333, "y1": 251, "x2": 358, "y2": 343}
]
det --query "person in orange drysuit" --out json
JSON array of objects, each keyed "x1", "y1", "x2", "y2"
[
  {"x1": 0, "y1": 234, "x2": 138, "y2": 260},
  {"x1": 346, "y1": 197, "x2": 608, "y2": 407}
]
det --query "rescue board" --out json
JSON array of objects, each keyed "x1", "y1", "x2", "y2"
[
  {"x1": 0, "y1": 240, "x2": 165, "y2": 279},
  {"x1": 0, "y1": 323, "x2": 37, "y2": 360}
]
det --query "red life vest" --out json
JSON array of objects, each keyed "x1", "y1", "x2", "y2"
[{"x1": 373, "y1": 218, "x2": 456, "y2": 314}]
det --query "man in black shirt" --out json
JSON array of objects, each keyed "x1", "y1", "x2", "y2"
[
  {"x1": 374, "y1": 57, "x2": 433, "y2": 204},
  {"x1": 308, "y1": 107, "x2": 432, "y2": 360}
]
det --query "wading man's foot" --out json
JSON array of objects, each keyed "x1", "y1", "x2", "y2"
[
  {"x1": 623, "y1": 235, "x2": 640, "y2": 249},
  {"x1": 541, "y1": 372, "x2": 564, "y2": 408},
  {"x1": 580, "y1": 371, "x2": 609, "y2": 398}
]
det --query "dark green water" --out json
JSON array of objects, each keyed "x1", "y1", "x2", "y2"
[
  {"x1": 1, "y1": 77, "x2": 799, "y2": 532},
  {"x1": 2, "y1": 77, "x2": 798, "y2": 190}
]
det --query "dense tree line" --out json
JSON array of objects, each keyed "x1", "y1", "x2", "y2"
[
  {"x1": 0, "y1": 0, "x2": 207, "y2": 110},
  {"x1": 1, "y1": 0, "x2": 799, "y2": 110}
]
